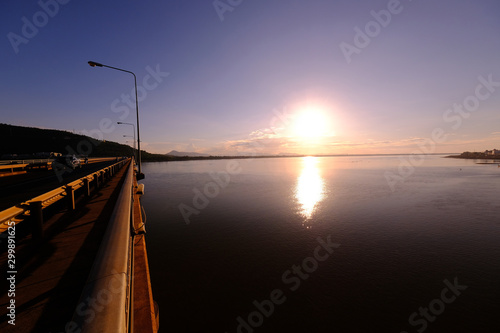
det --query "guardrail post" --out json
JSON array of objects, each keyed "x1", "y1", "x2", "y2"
[
  {"x1": 94, "y1": 173, "x2": 99, "y2": 189},
  {"x1": 66, "y1": 185, "x2": 75, "y2": 210},
  {"x1": 84, "y1": 178, "x2": 90, "y2": 197},
  {"x1": 30, "y1": 201, "x2": 43, "y2": 240}
]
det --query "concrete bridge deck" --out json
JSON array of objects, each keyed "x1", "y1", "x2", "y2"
[{"x1": 0, "y1": 160, "x2": 157, "y2": 332}]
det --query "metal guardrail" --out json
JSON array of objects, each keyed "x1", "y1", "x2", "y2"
[
  {"x1": 71, "y1": 159, "x2": 134, "y2": 332},
  {"x1": 0, "y1": 157, "x2": 142, "y2": 332},
  {"x1": 0, "y1": 164, "x2": 28, "y2": 171},
  {"x1": 0, "y1": 158, "x2": 129, "y2": 233},
  {"x1": 0, "y1": 157, "x2": 119, "y2": 165},
  {"x1": 0, "y1": 159, "x2": 52, "y2": 165},
  {"x1": 0, "y1": 157, "x2": 122, "y2": 175}
]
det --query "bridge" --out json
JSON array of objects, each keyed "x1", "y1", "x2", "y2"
[{"x1": 0, "y1": 158, "x2": 159, "y2": 332}]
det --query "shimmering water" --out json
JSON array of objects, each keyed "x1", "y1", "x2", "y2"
[{"x1": 141, "y1": 155, "x2": 500, "y2": 333}]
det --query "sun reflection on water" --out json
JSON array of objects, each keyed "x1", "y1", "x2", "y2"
[{"x1": 295, "y1": 156, "x2": 325, "y2": 226}]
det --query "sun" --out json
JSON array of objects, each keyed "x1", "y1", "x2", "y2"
[{"x1": 292, "y1": 109, "x2": 329, "y2": 138}]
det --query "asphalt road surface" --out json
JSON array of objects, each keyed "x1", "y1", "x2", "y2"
[{"x1": 0, "y1": 160, "x2": 117, "y2": 211}]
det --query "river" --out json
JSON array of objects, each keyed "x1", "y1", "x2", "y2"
[{"x1": 141, "y1": 155, "x2": 500, "y2": 332}]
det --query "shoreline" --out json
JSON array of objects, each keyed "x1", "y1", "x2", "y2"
[
  {"x1": 446, "y1": 152, "x2": 500, "y2": 160},
  {"x1": 143, "y1": 153, "x2": 456, "y2": 163}
]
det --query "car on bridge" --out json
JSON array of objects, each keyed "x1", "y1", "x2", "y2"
[{"x1": 53, "y1": 155, "x2": 81, "y2": 170}]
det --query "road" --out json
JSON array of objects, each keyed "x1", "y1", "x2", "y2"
[{"x1": 0, "y1": 160, "x2": 118, "y2": 211}]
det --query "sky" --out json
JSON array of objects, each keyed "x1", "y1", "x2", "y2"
[{"x1": 1, "y1": 0, "x2": 500, "y2": 155}]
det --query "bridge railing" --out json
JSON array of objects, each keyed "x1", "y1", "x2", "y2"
[
  {"x1": 0, "y1": 159, "x2": 52, "y2": 165},
  {"x1": 0, "y1": 157, "x2": 142, "y2": 332},
  {"x1": 0, "y1": 157, "x2": 118, "y2": 165},
  {"x1": 0, "y1": 163, "x2": 29, "y2": 174},
  {"x1": 71, "y1": 158, "x2": 134, "y2": 332},
  {"x1": 0, "y1": 158, "x2": 129, "y2": 235}
]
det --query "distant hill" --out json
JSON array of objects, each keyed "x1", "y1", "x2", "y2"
[
  {"x1": 166, "y1": 150, "x2": 209, "y2": 157},
  {"x1": 0, "y1": 123, "x2": 173, "y2": 161}
]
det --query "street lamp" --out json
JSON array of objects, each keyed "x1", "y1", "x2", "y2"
[
  {"x1": 118, "y1": 122, "x2": 136, "y2": 161},
  {"x1": 88, "y1": 61, "x2": 144, "y2": 180},
  {"x1": 123, "y1": 135, "x2": 136, "y2": 159},
  {"x1": 124, "y1": 140, "x2": 135, "y2": 158}
]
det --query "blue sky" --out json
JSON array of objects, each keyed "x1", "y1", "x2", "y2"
[{"x1": 1, "y1": 0, "x2": 500, "y2": 155}]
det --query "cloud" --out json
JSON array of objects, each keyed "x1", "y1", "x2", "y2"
[
  {"x1": 249, "y1": 127, "x2": 281, "y2": 139},
  {"x1": 141, "y1": 140, "x2": 207, "y2": 154},
  {"x1": 160, "y1": 117, "x2": 500, "y2": 156}
]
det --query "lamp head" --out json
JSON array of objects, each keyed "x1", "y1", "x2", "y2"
[{"x1": 88, "y1": 61, "x2": 103, "y2": 67}]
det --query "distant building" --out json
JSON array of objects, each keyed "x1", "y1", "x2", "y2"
[{"x1": 484, "y1": 149, "x2": 500, "y2": 155}]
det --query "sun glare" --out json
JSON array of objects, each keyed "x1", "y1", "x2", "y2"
[
  {"x1": 295, "y1": 156, "x2": 325, "y2": 224},
  {"x1": 293, "y1": 109, "x2": 329, "y2": 138}
]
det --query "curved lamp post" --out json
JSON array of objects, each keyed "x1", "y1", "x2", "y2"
[
  {"x1": 118, "y1": 122, "x2": 136, "y2": 161},
  {"x1": 88, "y1": 61, "x2": 144, "y2": 179},
  {"x1": 123, "y1": 135, "x2": 136, "y2": 159},
  {"x1": 124, "y1": 138, "x2": 135, "y2": 159}
]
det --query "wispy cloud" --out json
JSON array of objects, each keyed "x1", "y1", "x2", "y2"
[
  {"x1": 249, "y1": 127, "x2": 279, "y2": 139},
  {"x1": 142, "y1": 140, "x2": 207, "y2": 154}
]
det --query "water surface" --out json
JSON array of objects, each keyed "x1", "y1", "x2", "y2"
[{"x1": 141, "y1": 155, "x2": 500, "y2": 332}]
